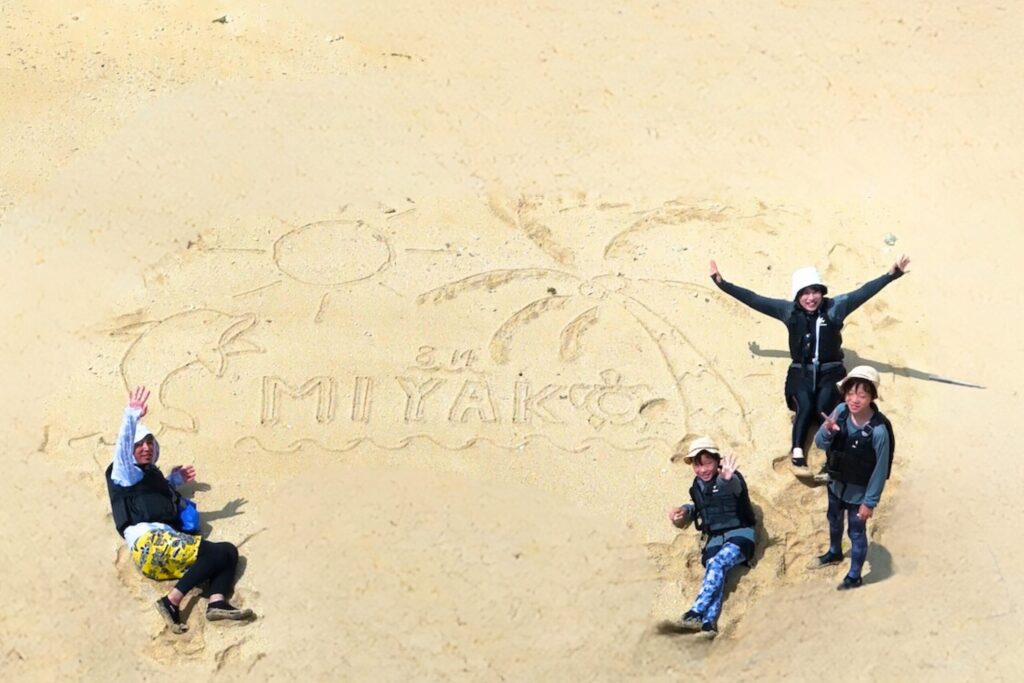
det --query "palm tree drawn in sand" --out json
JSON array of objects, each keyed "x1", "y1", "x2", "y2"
[{"x1": 416, "y1": 197, "x2": 755, "y2": 446}]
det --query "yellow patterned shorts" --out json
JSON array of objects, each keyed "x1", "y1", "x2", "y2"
[{"x1": 131, "y1": 529, "x2": 202, "y2": 581}]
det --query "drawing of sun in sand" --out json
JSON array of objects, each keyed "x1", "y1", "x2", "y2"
[{"x1": 103, "y1": 214, "x2": 403, "y2": 437}]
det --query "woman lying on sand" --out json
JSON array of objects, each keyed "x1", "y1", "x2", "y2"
[
  {"x1": 105, "y1": 386, "x2": 255, "y2": 633},
  {"x1": 665, "y1": 436, "x2": 757, "y2": 638},
  {"x1": 708, "y1": 255, "x2": 908, "y2": 471},
  {"x1": 812, "y1": 366, "x2": 893, "y2": 590}
]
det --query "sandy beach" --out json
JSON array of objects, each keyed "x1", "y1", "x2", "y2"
[{"x1": 2, "y1": 2, "x2": 1022, "y2": 680}]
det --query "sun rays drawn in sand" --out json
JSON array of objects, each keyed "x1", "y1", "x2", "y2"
[{"x1": 417, "y1": 197, "x2": 755, "y2": 446}]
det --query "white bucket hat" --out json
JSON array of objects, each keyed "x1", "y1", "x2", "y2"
[
  {"x1": 836, "y1": 365, "x2": 882, "y2": 400},
  {"x1": 791, "y1": 266, "x2": 828, "y2": 300},
  {"x1": 675, "y1": 435, "x2": 722, "y2": 464}
]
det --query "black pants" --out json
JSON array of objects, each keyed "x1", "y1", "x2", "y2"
[
  {"x1": 785, "y1": 363, "x2": 845, "y2": 450},
  {"x1": 174, "y1": 540, "x2": 239, "y2": 598}
]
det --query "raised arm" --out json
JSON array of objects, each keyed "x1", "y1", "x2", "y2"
[
  {"x1": 709, "y1": 259, "x2": 791, "y2": 321},
  {"x1": 831, "y1": 255, "x2": 910, "y2": 322},
  {"x1": 110, "y1": 386, "x2": 149, "y2": 487}
]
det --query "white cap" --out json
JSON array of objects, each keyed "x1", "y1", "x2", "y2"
[
  {"x1": 674, "y1": 435, "x2": 722, "y2": 464},
  {"x1": 837, "y1": 365, "x2": 882, "y2": 400},
  {"x1": 791, "y1": 266, "x2": 828, "y2": 300}
]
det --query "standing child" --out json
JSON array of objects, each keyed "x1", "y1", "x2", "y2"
[
  {"x1": 812, "y1": 366, "x2": 892, "y2": 589},
  {"x1": 664, "y1": 436, "x2": 757, "y2": 638},
  {"x1": 708, "y1": 256, "x2": 908, "y2": 471}
]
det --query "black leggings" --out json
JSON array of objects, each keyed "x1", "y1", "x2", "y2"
[
  {"x1": 174, "y1": 540, "x2": 239, "y2": 598},
  {"x1": 785, "y1": 364, "x2": 845, "y2": 450}
]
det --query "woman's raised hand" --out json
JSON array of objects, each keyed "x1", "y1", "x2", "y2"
[
  {"x1": 709, "y1": 259, "x2": 723, "y2": 283},
  {"x1": 890, "y1": 254, "x2": 911, "y2": 275},
  {"x1": 128, "y1": 386, "x2": 150, "y2": 418},
  {"x1": 719, "y1": 453, "x2": 739, "y2": 480}
]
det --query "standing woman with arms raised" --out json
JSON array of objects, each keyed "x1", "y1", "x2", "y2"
[{"x1": 708, "y1": 255, "x2": 909, "y2": 470}]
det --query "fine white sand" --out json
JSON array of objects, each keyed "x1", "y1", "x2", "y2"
[{"x1": 2, "y1": 2, "x2": 1022, "y2": 680}]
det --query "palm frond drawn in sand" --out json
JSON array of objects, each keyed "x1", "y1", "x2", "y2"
[
  {"x1": 490, "y1": 295, "x2": 573, "y2": 363},
  {"x1": 603, "y1": 204, "x2": 733, "y2": 260},
  {"x1": 416, "y1": 268, "x2": 575, "y2": 305},
  {"x1": 559, "y1": 306, "x2": 599, "y2": 361},
  {"x1": 415, "y1": 198, "x2": 757, "y2": 444},
  {"x1": 488, "y1": 194, "x2": 576, "y2": 267}
]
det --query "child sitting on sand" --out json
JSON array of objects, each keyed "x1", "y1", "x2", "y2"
[
  {"x1": 106, "y1": 386, "x2": 256, "y2": 633},
  {"x1": 664, "y1": 436, "x2": 757, "y2": 638},
  {"x1": 708, "y1": 255, "x2": 908, "y2": 471},
  {"x1": 811, "y1": 366, "x2": 892, "y2": 590}
]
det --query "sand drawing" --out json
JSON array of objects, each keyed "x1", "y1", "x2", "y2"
[
  {"x1": 233, "y1": 432, "x2": 672, "y2": 455},
  {"x1": 602, "y1": 201, "x2": 766, "y2": 260},
  {"x1": 417, "y1": 198, "x2": 755, "y2": 446},
  {"x1": 273, "y1": 219, "x2": 394, "y2": 286},
  {"x1": 568, "y1": 369, "x2": 655, "y2": 431},
  {"x1": 228, "y1": 218, "x2": 396, "y2": 323},
  {"x1": 116, "y1": 309, "x2": 262, "y2": 434}
]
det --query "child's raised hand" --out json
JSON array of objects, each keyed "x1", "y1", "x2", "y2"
[
  {"x1": 820, "y1": 410, "x2": 840, "y2": 434},
  {"x1": 720, "y1": 453, "x2": 739, "y2": 480}
]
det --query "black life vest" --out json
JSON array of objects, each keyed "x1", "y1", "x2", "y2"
[
  {"x1": 105, "y1": 463, "x2": 180, "y2": 537},
  {"x1": 689, "y1": 471, "x2": 757, "y2": 536},
  {"x1": 787, "y1": 300, "x2": 843, "y2": 364},
  {"x1": 826, "y1": 408, "x2": 895, "y2": 486}
]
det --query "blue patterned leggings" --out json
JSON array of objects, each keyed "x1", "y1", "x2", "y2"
[
  {"x1": 827, "y1": 489, "x2": 868, "y2": 579},
  {"x1": 689, "y1": 542, "x2": 745, "y2": 624}
]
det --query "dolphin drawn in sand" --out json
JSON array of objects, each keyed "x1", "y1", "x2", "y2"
[{"x1": 116, "y1": 309, "x2": 262, "y2": 434}]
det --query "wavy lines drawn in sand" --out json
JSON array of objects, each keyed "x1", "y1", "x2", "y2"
[
  {"x1": 233, "y1": 433, "x2": 673, "y2": 455},
  {"x1": 417, "y1": 259, "x2": 753, "y2": 444},
  {"x1": 115, "y1": 309, "x2": 262, "y2": 434}
]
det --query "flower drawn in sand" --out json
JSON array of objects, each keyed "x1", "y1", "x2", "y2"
[{"x1": 416, "y1": 197, "x2": 754, "y2": 444}]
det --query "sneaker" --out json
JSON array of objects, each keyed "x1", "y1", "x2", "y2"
[
  {"x1": 677, "y1": 610, "x2": 702, "y2": 632},
  {"x1": 837, "y1": 575, "x2": 863, "y2": 591},
  {"x1": 790, "y1": 448, "x2": 808, "y2": 469},
  {"x1": 809, "y1": 549, "x2": 844, "y2": 569},
  {"x1": 699, "y1": 621, "x2": 718, "y2": 639},
  {"x1": 207, "y1": 603, "x2": 256, "y2": 622},
  {"x1": 155, "y1": 597, "x2": 188, "y2": 634}
]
